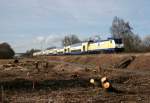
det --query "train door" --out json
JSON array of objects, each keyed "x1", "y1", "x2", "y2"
[
  {"x1": 83, "y1": 46, "x2": 85, "y2": 52},
  {"x1": 67, "y1": 48, "x2": 70, "y2": 53},
  {"x1": 82, "y1": 42, "x2": 89, "y2": 53},
  {"x1": 109, "y1": 40, "x2": 112, "y2": 48},
  {"x1": 108, "y1": 40, "x2": 114, "y2": 52},
  {"x1": 64, "y1": 49, "x2": 67, "y2": 53}
]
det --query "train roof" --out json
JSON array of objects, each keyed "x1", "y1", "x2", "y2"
[
  {"x1": 68, "y1": 38, "x2": 117, "y2": 47},
  {"x1": 57, "y1": 47, "x2": 64, "y2": 49},
  {"x1": 92, "y1": 38, "x2": 122, "y2": 43},
  {"x1": 70, "y1": 43, "x2": 82, "y2": 47}
]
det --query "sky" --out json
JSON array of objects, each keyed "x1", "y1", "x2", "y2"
[{"x1": 0, "y1": 0, "x2": 150, "y2": 53}]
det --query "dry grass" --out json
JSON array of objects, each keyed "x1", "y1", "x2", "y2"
[{"x1": 0, "y1": 53, "x2": 150, "y2": 102}]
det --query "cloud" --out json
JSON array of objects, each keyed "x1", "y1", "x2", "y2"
[
  {"x1": 35, "y1": 36, "x2": 45, "y2": 43},
  {"x1": 32, "y1": 34, "x2": 65, "y2": 49},
  {"x1": 12, "y1": 33, "x2": 74, "y2": 52},
  {"x1": 45, "y1": 34, "x2": 64, "y2": 46}
]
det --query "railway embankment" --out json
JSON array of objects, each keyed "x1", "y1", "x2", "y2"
[{"x1": 47, "y1": 53, "x2": 150, "y2": 71}]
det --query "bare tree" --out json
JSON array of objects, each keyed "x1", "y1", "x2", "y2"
[
  {"x1": 142, "y1": 35, "x2": 150, "y2": 51},
  {"x1": 110, "y1": 16, "x2": 142, "y2": 52},
  {"x1": 110, "y1": 16, "x2": 133, "y2": 38},
  {"x1": 62, "y1": 35, "x2": 81, "y2": 46}
]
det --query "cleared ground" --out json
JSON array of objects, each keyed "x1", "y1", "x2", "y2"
[{"x1": 0, "y1": 53, "x2": 150, "y2": 103}]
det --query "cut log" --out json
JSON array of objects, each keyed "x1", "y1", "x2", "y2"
[
  {"x1": 101, "y1": 76, "x2": 107, "y2": 83},
  {"x1": 114, "y1": 56, "x2": 135, "y2": 68},
  {"x1": 14, "y1": 59, "x2": 19, "y2": 63},
  {"x1": 103, "y1": 82, "x2": 110, "y2": 89},
  {"x1": 90, "y1": 76, "x2": 110, "y2": 88},
  {"x1": 90, "y1": 78, "x2": 95, "y2": 84}
]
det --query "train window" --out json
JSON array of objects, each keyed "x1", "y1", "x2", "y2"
[{"x1": 114, "y1": 39, "x2": 122, "y2": 44}]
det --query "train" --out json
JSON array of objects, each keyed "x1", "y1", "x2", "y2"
[{"x1": 33, "y1": 38, "x2": 124, "y2": 56}]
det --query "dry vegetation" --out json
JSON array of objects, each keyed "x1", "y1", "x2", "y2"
[{"x1": 0, "y1": 53, "x2": 150, "y2": 103}]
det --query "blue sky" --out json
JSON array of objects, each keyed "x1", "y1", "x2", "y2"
[{"x1": 0, "y1": 0, "x2": 150, "y2": 52}]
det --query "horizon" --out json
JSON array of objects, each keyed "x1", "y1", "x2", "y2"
[{"x1": 0, "y1": 0, "x2": 150, "y2": 53}]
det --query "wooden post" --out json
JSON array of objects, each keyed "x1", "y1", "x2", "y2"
[
  {"x1": 45, "y1": 62, "x2": 48, "y2": 68},
  {"x1": 98, "y1": 65, "x2": 101, "y2": 73},
  {"x1": 1, "y1": 85, "x2": 4, "y2": 103},
  {"x1": 26, "y1": 72, "x2": 30, "y2": 80},
  {"x1": 32, "y1": 81, "x2": 35, "y2": 90},
  {"x1": 35, "y1": 62, "x2": 40, "y2": 72}
]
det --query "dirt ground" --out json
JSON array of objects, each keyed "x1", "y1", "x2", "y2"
[{"x1": 0, "y1": 53, "x2": 150, "y2": 103}]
